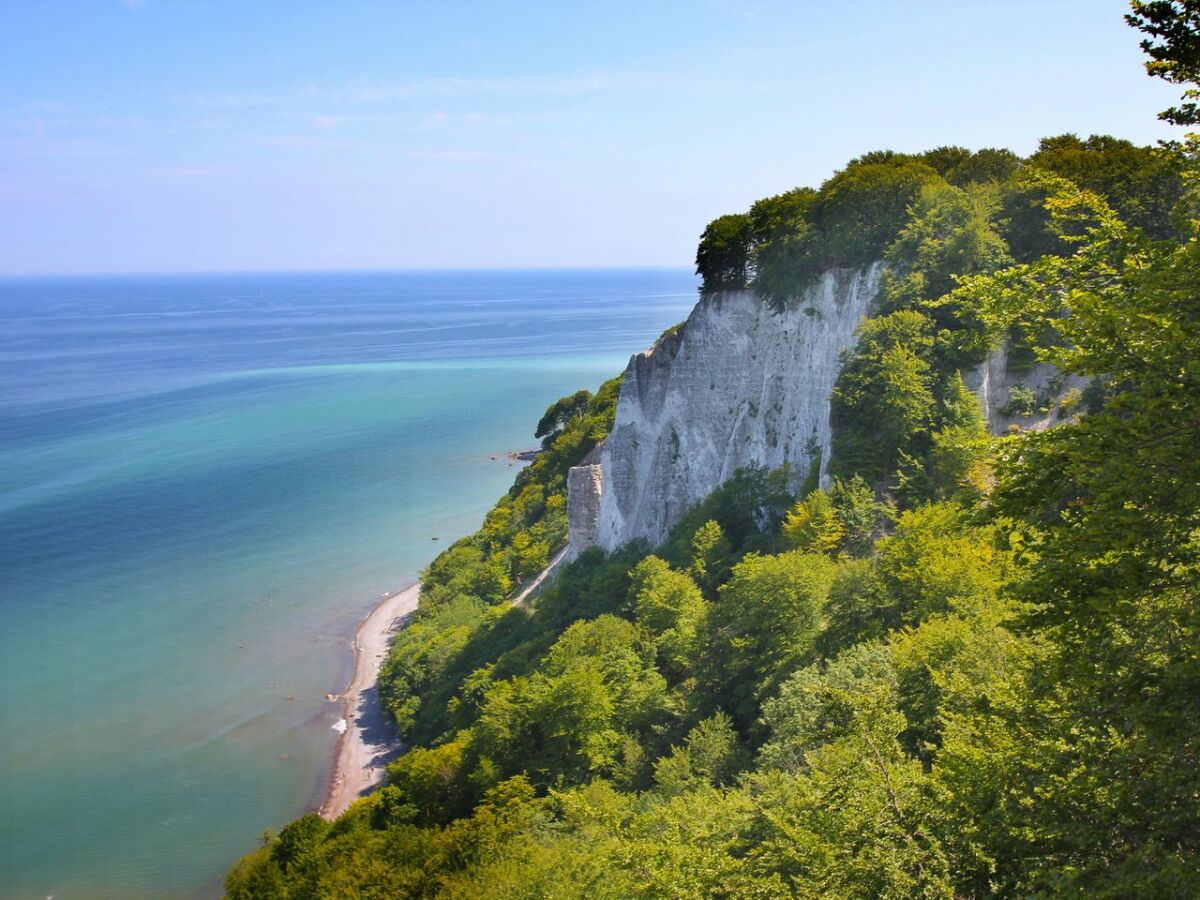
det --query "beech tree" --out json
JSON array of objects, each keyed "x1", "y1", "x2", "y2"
[
  {"x1": 1129, "y1": 0, "x2": 1200, "y2": 124},
  {"x1": 695, "y1": 213, "x2": 752, "y2": 291}
]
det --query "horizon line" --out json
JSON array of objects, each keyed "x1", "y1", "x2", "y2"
[{"x1": 0, "y1": 263, "x2": 698, "y2": 282}]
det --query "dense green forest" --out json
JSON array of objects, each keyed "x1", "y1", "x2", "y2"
[{"x1": 228, "y1": 5, "x2": 1200, "y2": 896}]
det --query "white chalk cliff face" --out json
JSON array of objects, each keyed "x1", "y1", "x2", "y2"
[
  {"x1": 569, "y1": 264, "x2": 883, "y2": 555},
  {"x1": 963, "y1": 348, "x2": 1090, "y2": 434}
]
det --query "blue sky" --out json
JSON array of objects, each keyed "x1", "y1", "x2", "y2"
[{"x1": 1, "y1": 1, "x2": 1183, "y2": 275}]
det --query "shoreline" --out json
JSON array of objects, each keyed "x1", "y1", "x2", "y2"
[{"x1": 319, "y1": 581, "x2": 421, "y2": 820}]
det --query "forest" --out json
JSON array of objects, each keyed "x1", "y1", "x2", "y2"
[{"x1": 227, "y1": 4, "x2": 1200, "y2": 896}]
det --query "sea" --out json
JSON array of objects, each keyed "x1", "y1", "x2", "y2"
[{"x1": 0, "y1": 269, "x2": 696, "y2": 899}]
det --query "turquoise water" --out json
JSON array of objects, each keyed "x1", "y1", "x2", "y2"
[{"x1": 0, "y1": 270, "x2": 695, "y2": 899}]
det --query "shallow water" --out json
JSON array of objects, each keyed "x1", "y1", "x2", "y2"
[{"x1": 0, "y1": 269, "x2": 695, "y2": 899}]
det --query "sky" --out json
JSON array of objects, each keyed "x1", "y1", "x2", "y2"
[{"x1": 0, "y1": 0, "x2": 1185, "y2": 276}]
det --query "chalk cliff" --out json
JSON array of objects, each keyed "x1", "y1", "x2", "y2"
[
  {"x1": 964, "y1": 348, "x2": 1090, "y2": 434},
  {"x1": 565, "y1": 445, "x2": 604, "y2": 554},
  {"x1": 567, "y1": 264, "x2": 883, "y2": 554}
]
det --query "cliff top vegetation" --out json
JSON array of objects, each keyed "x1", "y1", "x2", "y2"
[{"x1": 696, "y1": 134, "x2": 1184, "y2": 310}]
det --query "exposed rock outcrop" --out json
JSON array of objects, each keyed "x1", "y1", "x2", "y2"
[
  {"x1": 568, "y1": 265, "x2": 883, "y2": 554},
  {"x1": 563, "y1": 260, "x2": 1092, "y2": 559},
  {"x1": 566, "y1": 459, "x2": 604, "y2": 558},
  {"x1": 965, "y1": 348, "x2": 1090, "y2": 433}
]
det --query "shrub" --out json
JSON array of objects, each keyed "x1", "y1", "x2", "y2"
[{"x1": 1000, "y1": 384, "x2": 1036, "y2": 417}]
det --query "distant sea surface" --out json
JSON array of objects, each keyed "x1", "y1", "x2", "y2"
[{"x1": 0, "y1": 269, "x2": 696, "y2": 899}]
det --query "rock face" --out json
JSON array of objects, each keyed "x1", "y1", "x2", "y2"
[
  {"x1": 566, "y1": 458, "x2": 604, "y2": 558},
  {"x1": 561, "y1": 261, "x2": 1087, "y2": 559},
  {"x1": 964, "y1": 348, "x2": 1090, "y2": 434},
  {"x1": 569, "y1": 264, "x2": 883, "y2": 554}
]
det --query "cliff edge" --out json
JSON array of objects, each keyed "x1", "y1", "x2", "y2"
[{"x1": 568, "y1": 264, "x2": 883, "y2": 554}]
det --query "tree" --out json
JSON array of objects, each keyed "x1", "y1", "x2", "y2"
[
  {"x1": 753, "y1": 643, "x2": 953, "y2": 897},
  {"x1": 874, "y1": 502, "x2": 1009, "y2": 624},
  {"x1": 695, "y1": 213, "x2": 753, "y2": 291},
  {"x1": 627, "y1": 556, "x2": 709, "y2": 678},
  {"x1": 781, "y1": 488, "x2": 843, "y2": 554},
  {"x1": 829, "y1": 475, "x2": 890, "y2": 555},
  {"x1": 1029, "y1": 133, "x2": 1184, "y2": 238},
  {"x1": 758, "y1": 641, "x2": 898, "y2": 774},
  {"x1": 705, "y1": 550, "x2": 838, "y2": 725},
  {"x1": 936, "y1": 147, "x2": 1021, "y2": 187},
  {"x1": 881, "y1": 181, "x2": 1012, "y2": 317},
  {"x1": 811, "y1": 158, "x2": 943, "y2": 267},
  {"x1": 928, "y1": 374, "x2": 992, "y2": 501},
  {"x1": 939, "y1": 173, "x2": 1200, "y2": 892},
  {"x1": 535, "y1": 389, "x2": 592, "y2": 446},
  {"x1": 685, "y1": 519, "x2": 733, "y2": 596},
  {"x1": 831, "y1": 310, "x2": 938, "y2": 484},
  {"x1": 817, "y1": 556, "x2": 889, "y2": 655},
  {"x1": 752, "y1": 157, "x2": 944, "y2": 311},
  {"x1": 653, "y1": 712, "x2": 746, "y2": 792},
  {"x1": 748, "y1": 188, "x2": 820, "y2": 309},
  {"x1": 383, "y1": 734, "x2": 472, "y2": 824},
  {"x1": 1128, "y1": 0, "x2": 1200, "y2": 125}
]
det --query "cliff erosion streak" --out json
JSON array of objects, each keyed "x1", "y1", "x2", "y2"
[{"x1": 568, "y1": 264, "x2": 883, "y2": 554}]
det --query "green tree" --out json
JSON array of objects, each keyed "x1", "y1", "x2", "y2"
[
  {"x1": 939, "y1": 173, "x2": 1200, "y2": 893},
  {"x1": 535, "y1": 389, "x2": 592, "y2": 446},
  {"x1": 696, "y1": 213, "x2": 753, "y2": 291},
  {"x1": 874, "y1": 502, "x2": 1009, "y2": 624},
  {"x1": 749, "y1": 187, "x2": 820, "y2": 308},
  {"x1": 817, "y1": 556, "x2": 889, "y2": 655},
  {"x1": 811, "y1": 158, "x2": 942, "y2": 267},
  {"x1": 881, "y1": 181, "x2": 1012, "y2": 320},
  {"x1": 1129, "y1": 0, "x2": 1200, "y2": 125},
  {"x1": 653, "y1": 712, "x2": 747, "y2": 793},
  {"x1": 931, "y1": 146, "x2": 1021, "y2": 187},
  {"x1": 752, "y1": 643, "x2": 953, "y2": 897},
  {"x1": 1029, "y1": 133, "x2": 1184, "y2": 237},
  {"x1": 781, "y1": 488, "x2": 844, "y2": 554},
  {"x1": 758, "y1": 642, "x2": 898, "y2": 774},
  {"x1": 382, "y1": 733, "x2": 473, "y2": 824},
  {"x1": 829, "y1": 474, "x2": 890, "y2": 555},
  {"x1": 628, "y1": 555, "x2": 709, "y2": 678},
  {"x1": 890, "y1": 610, "x2": 1024, "y2": 765},
  {"x1": 928, "y1": 373, "x2": 992, "y2": 501},
  {"x1": 705, "y1": 550, "x2": 838, "y2": 725},
  {"x1": 685, "y1": 518, "x2": 733, "y2": 596},
  {"x1": 831, "y1": 310, "x2": 938, "y2": 483}
]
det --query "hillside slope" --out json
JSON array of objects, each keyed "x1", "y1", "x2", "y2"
[{"x1": 226, "y1": 129, "x2": 1200, "y2": 898}]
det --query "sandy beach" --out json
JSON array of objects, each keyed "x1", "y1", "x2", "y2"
[{"x1": 319, "y1": 581, "x2": 421, "y2": 820}]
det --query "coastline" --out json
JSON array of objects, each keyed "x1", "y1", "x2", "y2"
[{"x1": 319, "y1": 581, "x2": 421, "y2": 820}]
